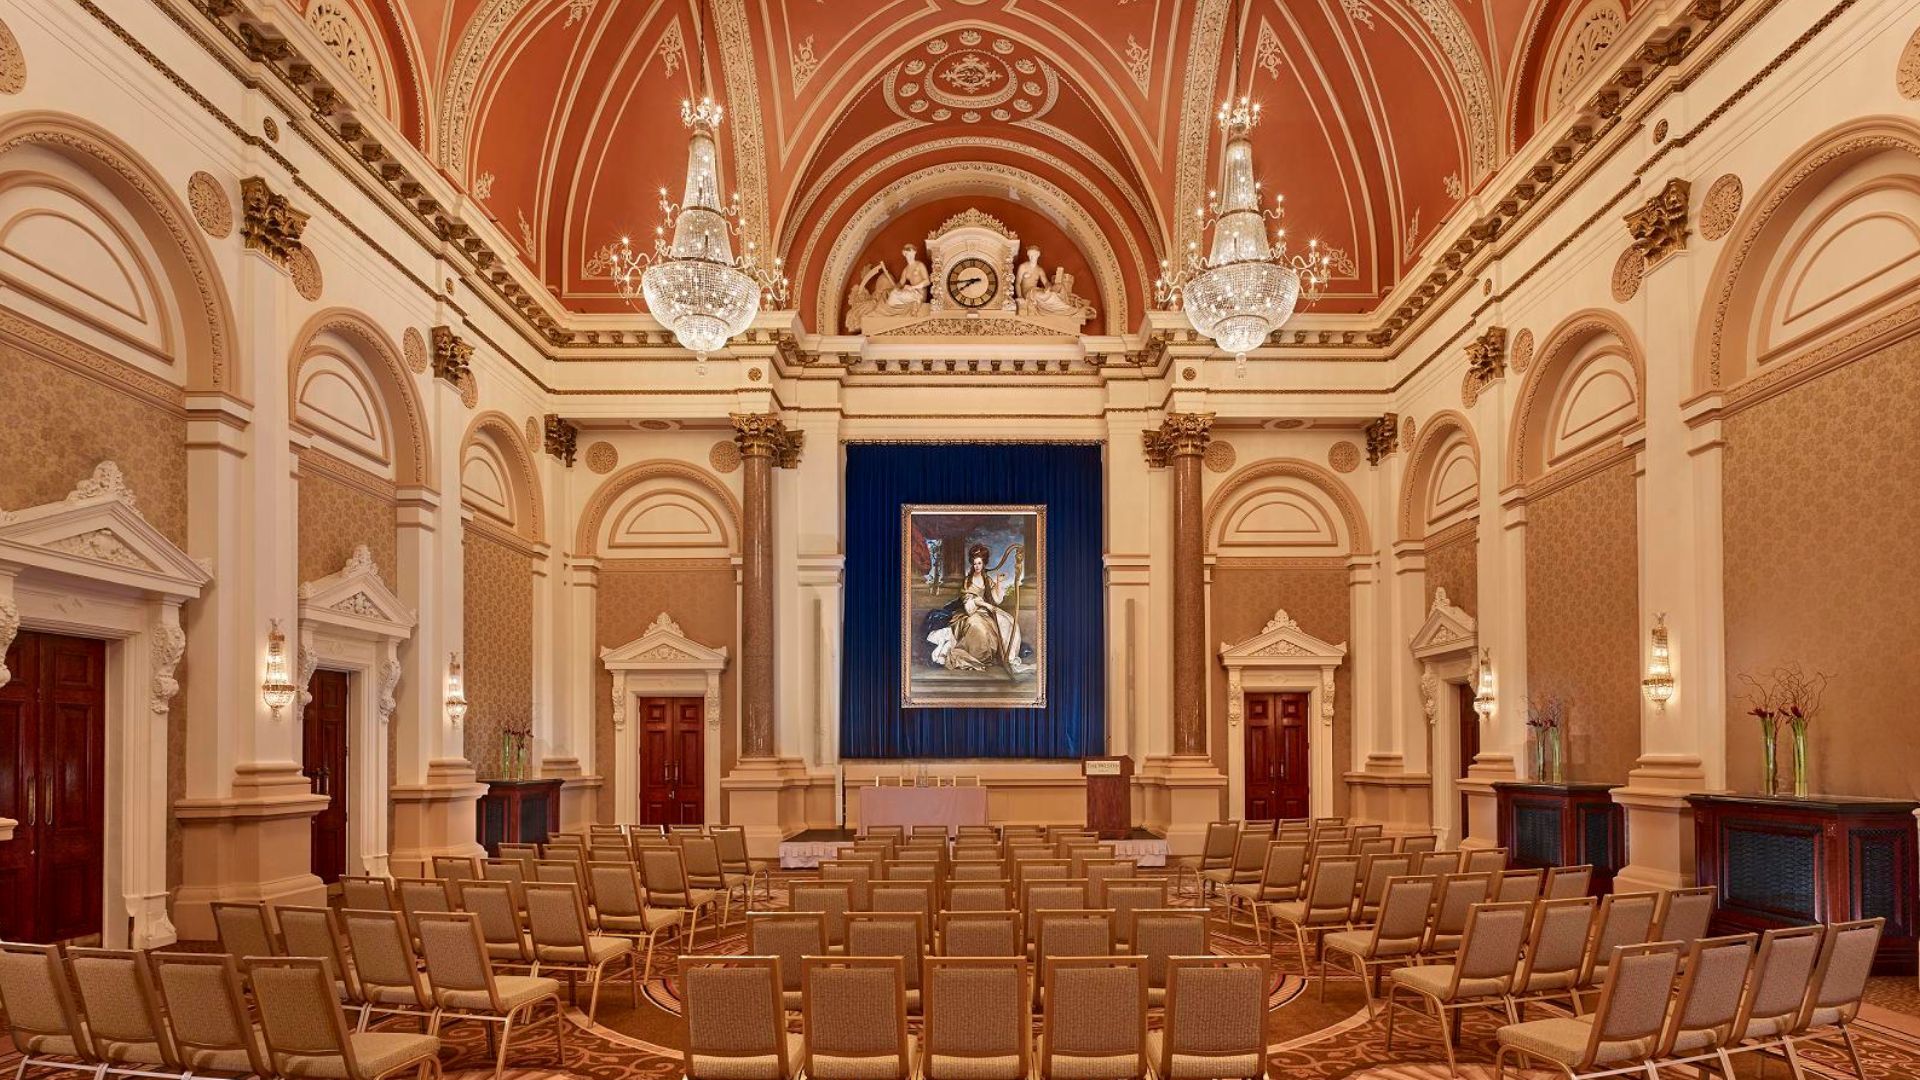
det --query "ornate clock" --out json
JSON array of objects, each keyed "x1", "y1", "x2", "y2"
[{"x1": 945, "y1": 256, "x2": 998, "y2": 309}]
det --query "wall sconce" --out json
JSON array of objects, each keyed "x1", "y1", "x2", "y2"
[
  {"x1": 1642, "y1": 613, "x2": 1675, "y2": 711},
  {"x1": 1472, "y1": 648, "x2": 1496, "y2": 719},
  {"x1": 444, "y1": 652, "x2": 469, "y2": 725},
  {"x1": 261, "y1": 618, "x2": 298, "y2": 717}
]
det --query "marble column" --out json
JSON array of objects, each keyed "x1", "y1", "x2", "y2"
[
  {"x1": 731, "y1": 413, "x2": 802, "y2": 759},
  {"x1": 1149, "y1": 413, "x2": 1214, "y2": 756}
]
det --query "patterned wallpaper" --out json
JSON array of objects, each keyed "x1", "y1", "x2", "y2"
[
  {"x1": 1723, "y1": 337, "x2": 1920, "y2": 798},
  {"x1": 1209, "y1": 566, "x2": 1354, "y2": 817},
  {"x1": 1425, "y1": 527, "x2": 1479, "y2": 618},
  {"x1": 1524, "y1": 460, "x2": 1641, "y2": 783},
  {"x1": 595, "y1": 563, "x2": 739, "y2": 821},
  {"x1": 297, "y1": 468, "x2": 397, "y2": 584},
  {"x1": 462, "y1": 527, "x2": 534, "y2": 777}
]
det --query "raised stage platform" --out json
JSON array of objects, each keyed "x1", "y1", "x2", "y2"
[{"x1": 777, "y1": 828, "x2": 1171, "y2": 869}]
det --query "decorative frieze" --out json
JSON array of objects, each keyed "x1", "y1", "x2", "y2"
[
  {"x1": 1624, "y1": 178, "x2": 1692, "y2": 266},
  {"x1": 1363, "y1": 413, "x2": 1400, "y2": 465},
  {"x1": 730, "y1": 413, "x2": 804, "y2": 469},
  {"x1": 429, "y1": 326, "x2": 472, "y2": 386},
  {"x1": 238, "y1": 176, "x2": 308, "y2": 268},
  {"x1": 542, "y1": 414, "x2": 578, "y2": 467}
]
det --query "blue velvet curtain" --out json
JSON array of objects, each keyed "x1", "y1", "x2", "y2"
[{"x1": 840, "y1": 443, "x2": 1105, "y2": 759}]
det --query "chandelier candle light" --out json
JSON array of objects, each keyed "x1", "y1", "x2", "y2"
[
  {"x1": 608, "y1": 97, "x2": 787, "y2": 372},
  {"x1": 1642, "y1": 613, "x2": 1675, "y2": 711},
  {"x1": 261, "y1": 618, "x2": 298, "y2": 717}
]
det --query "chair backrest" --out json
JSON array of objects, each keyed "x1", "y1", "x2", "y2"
[
  {"x1": 1199, "y1": 822, "x2": 1239, "y2": 869},
  {"x1": 1366, "y1": 875, "x2": 1438, "y2": 957},
  {"x1": 1447, "y1": 901, "x2": 1533, "y2": 995},
  {"x1": 1229, "y1": 833, "x2": 1267, "y2": 882},
  {"x1": 1357, "y1": 837, "x2": 1397, "y2": 857},
  {"x1": 1301, "y1": 856, "x2": 1362, "y2": 918},
  {"x1": 589, "y1": 845, "x2": 632, "y2": 866},
  {"x1": 65, "y1": 947, "x2": 175, "y2": 1067},
  {"x1": 1040, "y1": 956, "x2": 1147, "y2": 1080},
  {"x1": 396, "y1": 877, "x2": 454, "y2": 939},
  {"x1": 683, "y1": 957, "x2": 790, "y2": 1080},
  {"x1": 415, "y1": 911, "x2": 506, "y2": 1013},
  {"x1": 1495, "y1": 868, "x2": 1545, "y2": 903},
  {"x1": 883, "y1": 861, "x2": 941, "y2": 885},
  {"x1": 275, "y1": 906, "x2": 357, "y2": 996},
  {"x1": 939, "y1": 910, "x2": 1023, "y2": 957},
  {"x1": 1656, "y1": 934, "x2": 1757, "y2": 1058},
  {"x1": 498, "y1": 841, "x2": 540, "y2": 864},
  {"x1": 1427, "y1": 872, "x2": 1495, "y2": 943},
  {"x1": 683, "y1": 837, "x2": 726, "y2": 884},
  {"x1": 710, "y1": 825, "x2": 752, "y2": 874},
  {"x1": 1581, "y1": 892, "x2": 1661, "y2": 983},
  {"x1": 865, "y1": 825, "x2": 906, "y2": 839},
  {"x1": 1257, "y1": 842, "x2": 1309, "y2": 900},
  {"x1": 845, "y1": 912, "x2": 927, "y2": 990},
  {"x1": 1035, "y1": 910, "x2": 1114, "y2": 985},
  {"x1": 1308, "y1": 838, "x2": 1354, "y2": 860},
  {"x1": 1160, "y1": 957, "x2": 1268, "y2": 1080},
  {"x1": 922, "y1": 957, "x2": 1029, "y2": 1079},
  {"x1": 748, "y1": 911, "x2": 827, "y2": 994},
  {"x1": 246, "y1": 957, "x2": 361, "y2": 1079},
  {"x1": 788, "y1": 879, "x2": 855, "y2": 947},
  {"x1": 433, "y1": 854, "x2": 480, "y2": 884},
  {"x1": 149, "y1": 952, "x2": 270, "y2": 1076},
  {"x1": 589, "y1": 862, "x2": 646, "y2": 918},
  {"x1": 1081, "y1": 859, "x2": 1136, "y2": 900},
  {"x1": 534, "y1": 859, "x2": 583, "y2": 887},
  {"x1": 802, "y1": 956, "x2": 911, "y2": 1080},
  {"x1": 482, "y1": 858, "x2": 529, "y2": 894},
  {"x1": 1735, "y1": 925, "x2": 1827, "y2": 1036},
  {"x1": 339, "y1": 908, "x2": 430, "y2": 1008},
  {"x1": 524, "y1": 881, "x2": 596, "y2": 952},
  {"x1": 1414, "y1": 850, "x2": 1464, "y2": 875},
  {"x1": 1130, "y1": 909, "x2": 1209, "y2": 990},
  {"x1": 1023, "y1": 880, "x2": 1091, "y2": 942},
  {"x1": 340, "y1": 875, "x2": 396, "y2": 910},
  {"x1": 212, "y1": 900, "x2": 280, "y2": 959},
  {"x1": 1464, "y1": 847, "x2": 1509, "y2": 874},
  {"x1": 1350, "y1": 824, "x2": 1383, "y2": 839},
  {"x1": 1544, "y1": 864, "x2": 1594, "y2": 899},
  {"x1": 640, "y1": 847, "x2": 694, "y2": 905},
  {"x1": 1101, "y1": 880, "x2": 1170, "y2": 946},
  {"x1": 870, "y1": 881, "x2": 936, "y2": 936},
  {"x1": 946, "y1": 880, "x2": 1013, "y2": 911},
  {"x1": 1654, "y1": 885, "x2": 1718, "y2": 943},
  {"x1": 1802, "y1": 918, "x2": 1885, "y2": 1028},
  {"x1": 1517, "y1": 896, "x2": 1599, "y2": 990},
  {"x1": 1398, "y1": 833, "x2": 1439, "y2": 854},
  {"x1": 818, "y1": 861, "x2": 873, "y2": 908},
  {"x1": 1572, "y1": 941, "x2": 1684, "y2": 1067},
  {"x1": 1015, "y1": 860, "x2": 1072, "y2": 887},
  {"x1": 457, "y1": 879, "x2": 532, "y2": 962},
  {"x1": 1354, "y1": 853, "x2": 1415, "y2": 910}
]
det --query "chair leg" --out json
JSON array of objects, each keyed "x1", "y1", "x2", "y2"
[
  {"x1": 553, "y1": 996, "x2": 569, "y2": 1065},
  {"x1": 1437, "y1": 1002, "x2": 1461, "y2": 1079},
  {"x1": 641, "y1": 929, "x2": 657, "y2": 986},
  {"x1": 1839, "y1": 1026, "x2": 1869, "y2": 1079},
  {"x1": 1493, "y1": 1045, "x2": 1510, "y2": 1080},
  {"x1": 492, "y1": 1011, "x2": 514, "y2": 1080},
  {"x1": 629, "y1": 949, "x2": 641, "y2": 1006},
  {"x1": 586, "y1": 963, "x2": 606, "y2": 1023},
  {"x1": 1294, "y1": 923, "x2": 1310, "y2": 978},
  {"x1": 1384, "y1": 984, "x2": 1400, "y2": 1049},
  {"x1": 1358, "y1": 959, "x2": 1378, "y2": 1018}
]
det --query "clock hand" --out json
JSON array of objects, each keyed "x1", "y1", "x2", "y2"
[{"x1": 958, "y1": 275, "x2": 985, "y2": 288}]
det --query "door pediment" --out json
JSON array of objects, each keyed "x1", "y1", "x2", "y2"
[
  {"x1": 601, "y1": 611, "x2": 729, "y2": 672},
  {"x1": 298, "y1": 544, "x2": 416, "y2": 638},
  {"x1": 1219, "y1": 608, "x2": 1348, "y2": 670},
  {"x1": 0, "y1": 462, "x2": 211, "y2": 598},
  {"x1": 1410, "y1": 587, "x2": 1477, "y2": 660}
]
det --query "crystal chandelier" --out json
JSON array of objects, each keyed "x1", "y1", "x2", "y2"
[
  {"x1": 1155, "y1": 8, "x2": 1332, "y2": 376},
  {"x1": 608, "y1": 95, "x2": 787, "y2": 371}
]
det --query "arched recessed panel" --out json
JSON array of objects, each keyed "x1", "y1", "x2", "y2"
[
  {"x1": 1511, "y1": 311, "x2": 1646, "y2": 484},
  {"x1": 1755, "y1": 181, "x2": 1920, "y2": 364},
  {"x1": 296, "y1": 349, "x2": 393, "y2": 478},
  {"x1": 1549, "y1": 352, "x2": 1638, "y2": 466},
  {"x1": 1428, "y1": 438, "x2": 1480, "y2": 528},
  {"x1": 1213, "y1": 478, "x2": 1350, "y2": 557},
  {"x1": 457, "y1": 411, "x2": 545, "y2": 543},
  {"x1": 459, "y1": 441, "x2": 514, "y2": 526},
  {"x1": 602, "y1": 482, "x2": 734, "y2": 556}
]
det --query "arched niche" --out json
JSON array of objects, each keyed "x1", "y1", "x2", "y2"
[
  {"x1": 0, "y1": 112, "x2": 236, "y2": 395},
  {"x1": 1205, "y1": 458, "x2": 1373, "y2": 557},
  {"x1": 575, "y1": 460, "x2": 741, "y2": 560},
  {"x1": 287, "y1": 309, "x2": 431, "y2": 489},
  {"x1": 1509, "y1": 310, "x2": 1646, "y2": 486},
  {"x1": 1698, "y1": 119, "x2": 1920, "y2": 394},
  {"x1": 459, "y1": 411, "x2": 544, "y2": 544},
  {"x1": 1397, "y1": 411, "x2": 1482, "y2": 544}
]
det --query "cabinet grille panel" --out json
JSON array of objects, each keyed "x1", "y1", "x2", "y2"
[
  {"x1": 1726, "y1": 824, "x2": 1817, "y2": 921},
  {"x1": 1855, "y1": 829, "x2": 1903, "y2": 924},
  {"x1": 1516, "y1": 804, "x2": 1562, "y2": 865},
  {"x1": 1581, "y1": 806, "x2": 1613, "y2": 870}
]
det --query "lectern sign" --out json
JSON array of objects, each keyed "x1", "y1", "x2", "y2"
[{"x1": 901, "y1": 504, "x2": 1046, "y2": 708}]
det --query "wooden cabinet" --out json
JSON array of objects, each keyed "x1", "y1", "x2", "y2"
[
  {"x1": 477, "y1": 778, "x2": 563, "y2": 856},
  {"x1": 1690, "y1": 793, "x2": 1919, "y2": 974},
  {"x1": 1494, "y1": 781, "x2": 1624, "y2": 895}
]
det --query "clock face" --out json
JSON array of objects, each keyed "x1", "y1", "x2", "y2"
[{"x1": 946, "y1": 257, "x2": 998, "y2": 308}]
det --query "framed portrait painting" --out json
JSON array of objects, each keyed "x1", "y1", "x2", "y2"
[{"x1": 900, "y1": 504, "x2": 1046, "y2": 708}]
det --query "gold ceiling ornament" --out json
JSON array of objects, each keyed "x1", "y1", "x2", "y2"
[
  {"x1": 1464, "y1": 325, "x2": 1508, "y2": 388},
  {"x1": 1698, "y1": 174, "x2": 1744, "y2": 241},
  {"x1": 1612, "y1": 245, "x2": 1645, "y2": 303},
  {"x1": 1328, "y1": 441, "x2": 1361, "y2": 474},
  {"x1": 1203, "y1": 439, "x2": 1237, "y2": 474},
  {"x1": 708, "y1": 439, "x2": 742, "y2": 474},
  {"x1": 1363, "y1": 413, "x2": 1400, "y2": 465},
  {"x1": 239, "y1": 176, "x2": 308, "y2": 269},
  {"x1": 187, "y1": 172, "x2": 231, "y2": 239},
  {"x1": 1624, "y1": 177, "x2": 1691, "y2": 266},
  {"x1": 585, "y1": 441, "x2": 619, "y2": 475},
  {"x1": 289, "y1": 244, "x2": 323, "y2": 301},
  {"x1": 429, "y1": 326, "x2": 472, "y2": 387},
  {"x1": 402, "y1": 327, "x2": 429, "y2": 374},
  {"x1": 543, "y1": 414, "x2": 579, "y2": 467}
]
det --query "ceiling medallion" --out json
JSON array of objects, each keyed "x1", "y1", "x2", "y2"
[
  {"x1": 885, "y1": 33, "x2": 1057, "y2": 124},
  {"x1": 1328, "y1": 441, "x2": 1361, "y2": 474},
  {"x1": 1699, "y1": 174, "x2": 1743, "y2": 241},
  {"x1": 1153, "y1": 6, "x2": 1332, "y2": 379},
  {"x1": 607, "y1": 96, "x2": 786, "y2": 372},
  {"x1": 585, "y1": 441, "x2": 619, "y2": 475}
]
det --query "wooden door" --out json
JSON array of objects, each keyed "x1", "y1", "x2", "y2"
[
  {"x1": 638, "y1": 696, "x2": 704, "y2": 826},
  {"x1": 303, "y1": 669, "x2": 351, "y2": 883},
  {"x1": 1244, "y1": 691, "x2": 1310, "y2": 820},
  {"x1": 1457, "y1": 683, "x2": 1480, "y2": 829},
  {"x1": 0, "y1": 631, "x2": 107, "y2": 943}
]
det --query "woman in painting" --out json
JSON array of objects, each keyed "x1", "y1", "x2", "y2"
[{"x1": 925, "y1": 543, "x2": 1034, "y2": 677}]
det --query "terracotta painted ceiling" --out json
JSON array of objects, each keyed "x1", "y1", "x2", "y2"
[{"x1": 317, "y1": 0, "x2": 1643, "y2": 330}]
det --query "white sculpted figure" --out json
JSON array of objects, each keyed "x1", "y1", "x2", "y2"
[
  {"x1": 1013, "y1": 246, "x2": 1095, "y2": 322},
  {"x1": 844, "y1": 244, "x2": 932, "y2": 331}
]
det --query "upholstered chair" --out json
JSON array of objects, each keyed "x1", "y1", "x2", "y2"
[
  {"x1": 846, "y1": 912, "x2": 929, "y2": 1013},
  {"x1": 1152, "y1": 957, "x2": 1270, "y2": 1080},
  {"x1": 681, "y1": 957, "x2": 800, "y2": 1080},
  {"x1": 748, "y1": 911, "x2": 828, "y2": 1010},
  {"x1": 938, "y1": 910, "x2": 1023, "y2": 958},
  {"x1": 1780, "y1": 918, "x2": 1886, "y2": 1079},
  {"x1": 944, "y1": 879, "x2": 1013, "y2": 911},
  {"x1": 1492, "y1": 941, "x2": 1683, "y2": 1080},
  {"x1": 922, "y1": 957, "x2": 1029, "y2": 1080},
  {"x1": 149, "y1": 952, "x2": 272, "y2": 1078},
  {"x1": 453, "y1": 879, "x2": 535, "y2": 972},
  {"x1": 276, "y1": 905, "x2": 362, "y2": 1003},
  {"x1": 642, "y1": 846, "x2": 723, "y2": 948},
  {"x1": 1571, "y1": 892, "x2": 1660, "y2": 1012},
  {"x1": 801, "y1": 956, "x2": 915, "y2": 1080},
  {"x1": 1130, "y1": 909, "x2": 1210, "y2": 1008},
  {"x1": 1037, "y1": 956, "x2": 1148, "y2": 1080},
  {"x1": 1101, "y1": 880, "x2": 1171, "y2": 950},
  {"x1": 1385, "y1": 900, "x2": 1532, "y2": 1077},
  {"x1": 1320, "y1": 874, "x2": 1437, "y2": 1014},
  {"x1": 341, "y1": 876, "x2": 397, "y2": 911},
  {"x1": 246, "y1": 956, "x2": 441, "y2": 1080},
  {"x1": 1507, "y1": 896, "x2": 1599, "y2": 1019},
  {"x1": 1652, "y1": 885, "x2": 1719, "y2": 944},
  {"x1": 415, "y1": 911, "x2": 565, "y2": 1079},
  {"x1": 1418, "y1": 872, "x2": 1495, "y2": 961},
  {"x1": 588, "y1": 861, "x2": 685, "y2": 984},
  {"x1": 211, "y1": 901, "x2": 280, "y2": 961},
  {"x1": 338, "y1": 908, "x2": 436, "y2": 1032},
  {"x1": 64, "y1": 947, "x2": 183, "y2": 1080},
  {"x1": 1544, "y1": 864, "x2": 1594, "y2": 899},
  {"x1": 522, "y1": 880, "x2": 638, "y2": 1022},
  {"x1": 785, "y1": 879, "x2": 855, "y2": 949},
  {"x1": 1645, "y1": 934, "x2": 1758, "y2": 1077},
  {"x1": 1267, "y1": 855, "x2": 1361, "y2": 975}
]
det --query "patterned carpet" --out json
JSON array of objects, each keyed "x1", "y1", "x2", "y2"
[{"x1": 6, "y1": 892, "x2": 1920, "y2": 1079}]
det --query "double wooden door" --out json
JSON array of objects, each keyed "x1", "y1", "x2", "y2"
[
  {"x1": 638, "y1": 696, "x2": 704, "y2": 826},
  {"x1": 0, "y1": 631, "x2": 107, "y2": 943},
  {"x1": 1244, "y1": 691, "x2": 1310, "y2": 820},
  {"x1": 303, "y1": 669, "x2": 351, "y2": 884}
]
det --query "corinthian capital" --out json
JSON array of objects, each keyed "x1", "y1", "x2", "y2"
[
  {"x1": 1160, "y1": 412, "x2": 1214, "y2": 458},
  {"x1": 730, "y1": 413, "x2": 804, "y2": 468}
]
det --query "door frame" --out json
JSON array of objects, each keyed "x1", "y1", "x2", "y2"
[
  {"x1": 298, "y1": 544, "x2": 415, "y2": 880},
  {"x1": 1220, "y1": 609, "x2": 1346, "y2": 820},
  {"x1": 1411, "y1": 588, "x2": 1478, "y2": 847},
  {"x1": 601, "y1": 612, "x2": 727, "y2": 826},
  {"x1": 0, "y1": 462, "x2": 212, "y2": 948}
]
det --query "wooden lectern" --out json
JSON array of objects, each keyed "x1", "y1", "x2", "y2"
[{"x1": 1083, "y1": 755, "x2": 1133, "y2": 839}]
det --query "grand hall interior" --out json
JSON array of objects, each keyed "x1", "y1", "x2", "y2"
[{"x1": 2, "y1": 0, "x2": 1919, "y2": 1077}]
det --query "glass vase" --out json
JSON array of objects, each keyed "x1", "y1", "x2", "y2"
[
  {"x1": 1791, "y1": 725, "x2": 1809, "y2": 798},
  {"x1": 1761, "y1": 725, "x2": 1779, "y2": 797},
  {"x1": 1547, "y1": 727, "x2": 1566, "y2": 784},
  {"x1": 1530, "y1": 733, "x2": 1546, "y2": 781}
]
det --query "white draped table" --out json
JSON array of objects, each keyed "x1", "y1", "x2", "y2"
[{"x1": 857, "y1": 786, "x2": 989, "y2": 836}]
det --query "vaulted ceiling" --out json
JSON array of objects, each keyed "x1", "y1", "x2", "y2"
[{"x1": 314, "y1": 0, "x2": 1642, "y2": 329}]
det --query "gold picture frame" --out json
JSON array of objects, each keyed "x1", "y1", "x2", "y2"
[{"x1": 900, "y1": 504, "x2": 1046, "y2": 708}]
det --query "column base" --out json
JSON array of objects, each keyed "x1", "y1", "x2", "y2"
[
  {"x1": 173, "y1": 762, "x2": 330, "y2": 942},
  {"x1": 389, "y1": 759, "x2": 488, "y2": 878},
  {"x1": 1458, "y1": 752, "x2": 1519, "y2": 849},
  {"x1": 1345, "y1": 758, "x2": 1434, "y2": 833},
  {"x1": 539, "y1": 757, "x2": 602, "y2": 830},
  {"x1": 722, "y1": 757, "x2": 810, "y2": 857},
  {"x1": 1612, "y1": 755, "x2": 1716, "y2": 893},
  {"x1": 1138, "y1": 755, "x2": 1226, "y2": 856}
]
